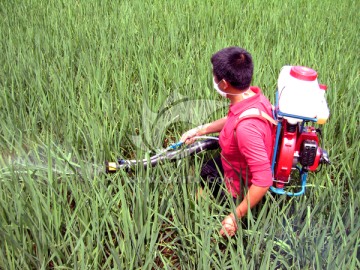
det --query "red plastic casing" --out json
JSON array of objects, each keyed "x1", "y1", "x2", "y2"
[
  {"x1": 274, "y1": 124, "x2": 322, "y2": 188},
  {"x1": 274, "y1": 122, "x2": 297, "y2": 187}
]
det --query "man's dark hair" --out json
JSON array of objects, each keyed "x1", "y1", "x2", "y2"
[{"x1": 211, "y1": 47, "x2": 253, "y2": 90}]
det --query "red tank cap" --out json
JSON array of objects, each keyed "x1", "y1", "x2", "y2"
[
  {"x1": 319, "y1": 84, "x2": 327, "y2": 90},
  {"x1": 290, "y1": 66, "x2": 318, "y2": 81}
]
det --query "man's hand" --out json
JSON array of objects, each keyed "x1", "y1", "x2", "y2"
[
  {"x1": 180, "y1": 125, "x2": 203, "y2": 144},
  {"x1": 180, "y1": 117, "x2": 227, "y2": 144},
  {"x1": 219, "y1": 213, "x2": 237, "y2": 237},
  {"x1": 219, "y1": 185, "x2": 269, "y2": 237}
]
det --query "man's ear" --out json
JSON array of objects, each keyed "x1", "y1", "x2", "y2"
[{"x1": 220, "y1": 79, "x2": 230, "y2": 90}]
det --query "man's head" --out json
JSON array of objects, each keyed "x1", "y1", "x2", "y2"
[{"x1": 211, "y1": 47, "x2": 253, "y2": 91}]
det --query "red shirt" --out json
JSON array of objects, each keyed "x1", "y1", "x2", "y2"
[{"x1": 219, "y1": 87, "x2": 274, "y2": 197}]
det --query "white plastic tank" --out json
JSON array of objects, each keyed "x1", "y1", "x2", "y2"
[
  {"x1": 278, "y1": 66, "x2": 321, "y2": 124},
  {"x1": 316, "y1": 84, "x2": 330, "y2": 124}
]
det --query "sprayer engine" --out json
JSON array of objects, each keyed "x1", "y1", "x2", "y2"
[
  {"x1": 275, "y1": 122, "x2": 329, "y2": 180},
  {"x1": 271, "y1": 117, "x2": 331, "y2": 195}
]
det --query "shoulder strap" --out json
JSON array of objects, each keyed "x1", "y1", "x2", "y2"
[{"x1": 234, "y1": 108, "x2": 277, "y2": 131}]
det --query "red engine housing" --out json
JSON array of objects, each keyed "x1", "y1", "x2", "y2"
[
  {"x1": 274, "y1": 122, "x2": 322, "y2": 188},
  {"x1": 274, "y1": 122, "x2": 297, "y2": 187}
]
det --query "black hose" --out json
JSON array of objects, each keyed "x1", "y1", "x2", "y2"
[{"x1": 105, "y1": 139, "x2": 219, "y2": 173}]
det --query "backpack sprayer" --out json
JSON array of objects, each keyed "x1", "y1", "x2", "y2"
[
  {"x1": 269, "y1": 66, "x2": 331, "y2": 195},
  {"x1": 106, "y1": 66, "x2": 331, "y2": 196}
]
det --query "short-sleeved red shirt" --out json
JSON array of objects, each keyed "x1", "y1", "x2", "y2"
[{"x1": 219, "y1": 87, "x2": 274, "y2": 197}]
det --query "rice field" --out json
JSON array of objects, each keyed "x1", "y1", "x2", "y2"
[{"x1": 0, "y1": 0, "x2": 359, "y2": 269}]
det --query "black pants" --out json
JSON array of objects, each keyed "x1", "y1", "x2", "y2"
[
  {"x1": 200, "y1": 156, "x2": 249, "y2": 232},
  {"x1": 200, "y1": 156, "x2": 227, "y2": 200},
  {"x1": 200, "y1": 156, "x2": 257, "y2": 206}
]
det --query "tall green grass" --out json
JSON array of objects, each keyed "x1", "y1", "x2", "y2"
[{"x1": 1, "y1": 0, "x2": 359, "y2": 269}]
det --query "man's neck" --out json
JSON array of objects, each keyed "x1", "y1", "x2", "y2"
[{"x1": 228, "y1": 88, "x2": 255, "y2": 104}]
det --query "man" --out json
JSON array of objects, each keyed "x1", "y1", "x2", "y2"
[{"x1": 181, "y1": 47, "x2": 274, "y2": 237}]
